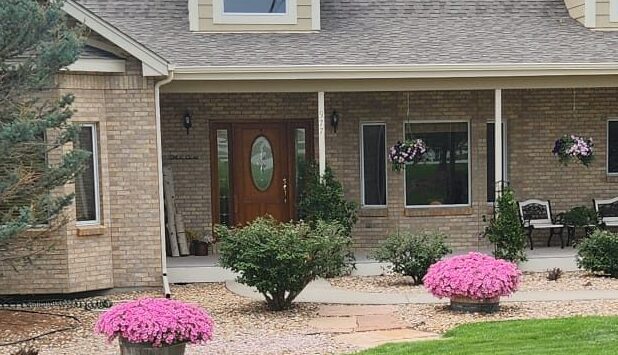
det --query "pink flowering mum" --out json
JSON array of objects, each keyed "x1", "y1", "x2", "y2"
[
  {"x1": 94, "y1": 298, "x2": 214, "y2": 347},
  {"x1": 423, "y1": 252, "x2": 521, "y2": 300}
]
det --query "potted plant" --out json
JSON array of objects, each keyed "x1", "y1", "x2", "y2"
[
  {"x1": 552, "y1": 135, "x2": 594, "y2": 166},
  {"x1": 561, "y1": 206, "x2": 599, "y2": 227},
  {"x1": 188, "y1": 230, "x2": 215, "y2": 256},
  {"x1": 95, "y1": 298, "x2": 214, "y2": 354},
  {"x1": 388, "y1": 139, "x2": 427, "y2": 172},
  {"x1": 423, "y1": 252, "x2": 521, "y2": 313}
]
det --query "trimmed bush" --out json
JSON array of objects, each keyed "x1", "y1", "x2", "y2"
[
  {"x1": 423, "y1": 252, "x2": 521, "y2": 300},
  {"x1": 217, "y1": 217, "x2": 351, "y2": 311},
  {"x1": 371, "y1": 231, "x2": 452, "y2": 285},
  {"x1": 577, "y1": 230, "x2": 618, "y2": 277}
]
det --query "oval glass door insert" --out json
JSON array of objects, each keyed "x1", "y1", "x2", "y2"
[{"x1": 250, "y1": 135, "x2": 274, "y2": 191}]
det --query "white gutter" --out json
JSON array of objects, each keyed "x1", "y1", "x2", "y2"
[
  {"x1": 155, "y1": 69, "x2": 175, "y2": 298},
  {"x1": 173, "y1": 63, "x2": 618, "y2": 81}
]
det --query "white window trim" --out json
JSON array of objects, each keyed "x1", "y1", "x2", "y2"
[
  {"x1": 212, "y1": 0, "x2": 298, "y2": 25},
  {"x1": 76, "y1": 124, "x2": 101, "y2": 226},
  {"x1": 487, "y1": 120, "x2": 508, "y2": 204},
  {"x1": 403, "y1": 120, "x2": 472, "y2": 208},
  {"x1": 360, "y1": 122, "x2": 388, "y2": 208},
  {"x1": 611, "y1": 0, "x2": 618, "y2": 23},
  {"x1": 607, "y1": 119, "x2": 618, "y2": 176}
]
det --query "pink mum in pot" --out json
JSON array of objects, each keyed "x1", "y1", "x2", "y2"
[
  {"x1": 423, "y1": 252, "x2": 521, "y2": 300},
  {"x1": 94, "y1": 298, "x2": 214, "y2": 347}
]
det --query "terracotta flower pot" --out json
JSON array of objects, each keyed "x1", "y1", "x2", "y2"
[
  {"x1": 191, "y1": 240, "x2": 209, "y2": 256},
  {"x1": 450, "y1": 296, "x2": 500, "y2": 313},
  {"x1": 120, "y1": 338, "x2": 187, "y2": 355}
]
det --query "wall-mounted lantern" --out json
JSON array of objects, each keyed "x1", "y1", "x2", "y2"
[
  {"x1": 183, "y1": 111, "x2": 192, "y2": 135},
  {"x1": 330, "y1": 110, "x2": 341, "y2": 133}
]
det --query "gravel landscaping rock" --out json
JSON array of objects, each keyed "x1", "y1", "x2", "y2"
[
  {"x1": 2, "y1": 280, "x2": 618, "y2": 354},
  {"x1": 0, "y1": 284, "x2": 358, "y2": 355},
  {"x1": 330, "y1": 271, "x2": 618, "y2": 294}
]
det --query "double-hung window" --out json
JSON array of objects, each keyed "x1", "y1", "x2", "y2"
[
  {"x1": 404, "y1": 121, "x2": 470, "y2": 207},
  {"x1": 608, "y1": 120, "x2": 618, "y2": 174},
  {"x1": 611, "y1": 0, "x2": 618, "y2": 22},
  {"x1": 213, "y1": 0, "x2": 298, "y2": 24},
  {"x1": 75, "y1": 124, "x2": 101, "y2": 225},
  {"x1": 361, "y1": 123, "x2": 387, "y2": 207}
]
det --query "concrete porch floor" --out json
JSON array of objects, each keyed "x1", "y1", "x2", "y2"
[{"x1": 167, "y1": 247, "x2": 578, "y2": 283}]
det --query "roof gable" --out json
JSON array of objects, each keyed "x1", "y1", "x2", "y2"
[{"x1": 63, "y1": 0, "x2": 169, "y2": 76}]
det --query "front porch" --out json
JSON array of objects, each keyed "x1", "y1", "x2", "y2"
[
  {"x1": 166, "y1": 247, "x2": 578, "y2": 283},
  {"x1": 159, "y1": 84, "x2": 618, "y2": 280}
]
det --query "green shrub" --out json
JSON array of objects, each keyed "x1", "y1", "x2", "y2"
[
  {"x1": 577, "y1": 230, "x2": 618, "y2": 277},
  {"x1": 371, "y1": 231, "x2": 452, "y2": 285},
  {"x1": 485, "y1": 187, "x2": 527, "y2": 262},
  {"x1": 298, "y1": 161, "x2": 358, "y2": 237},
  {"x1": 216, "y1": 217, "x2": 351, "y2": 311},
  {"x1": 561, "y1": 206, "x2": 599, "y2": 227}
]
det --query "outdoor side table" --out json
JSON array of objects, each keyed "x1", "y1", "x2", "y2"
[{"x1": 566, "y1": 224, "x2": 596, "y2": 247}]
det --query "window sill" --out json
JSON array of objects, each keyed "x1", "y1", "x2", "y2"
[
  {"x1": 359, "y1": 208, "x2": 389, "y2": 217},
  {"x1": 404, "y1": 206, "x2": 473, "y2": 217},
  {"x1": 77, "y1": 225, "x2": 106, "y2": 237}
]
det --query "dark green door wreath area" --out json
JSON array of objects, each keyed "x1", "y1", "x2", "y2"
[{"x1": 356, "y1": 316, "x2": 618, "y2": 355}]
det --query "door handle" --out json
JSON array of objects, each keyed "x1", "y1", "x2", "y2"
[{"x1": 283, "y1": 177, "x2": 288, "y2": 204}]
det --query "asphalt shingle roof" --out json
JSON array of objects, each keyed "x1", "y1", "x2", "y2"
[{"x1": 75, "y1": 0, "x2": 618, "y2": 67}]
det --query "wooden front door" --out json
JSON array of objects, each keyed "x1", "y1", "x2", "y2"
[
  {"x1": 232, "y1": 124, "x2": 291, "y2": 224},
  {"x1": 210, "y1": 120, "x2": 312, "y2": 227}
]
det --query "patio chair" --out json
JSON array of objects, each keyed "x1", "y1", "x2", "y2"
[
  {"x1": 518, "y1": 199, "x2": 565, "y2": 250},
  {"x1": 593, "y1": 197, "x2": 618, "y2": 229}
]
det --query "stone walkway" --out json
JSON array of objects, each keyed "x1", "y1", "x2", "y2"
[
  {"x1": 225, "y1": 279, "x2": 618, "y2": 350},
  {"x1": 309, "y1": 305, "x2": 439, "y2": 348},
  {"x1": 226, "y1": 278, "x2": 618, "y2": 305}
]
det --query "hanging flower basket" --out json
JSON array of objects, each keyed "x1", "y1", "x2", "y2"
[
  {"x1": 552, "y1": 135, "x2": 594, "y2": 167},
  {"x1": 388, "y1": 139, "x2": 427, "y2": 172}
]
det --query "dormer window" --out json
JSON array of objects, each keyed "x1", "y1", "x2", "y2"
[
  {"x1": 224, "y1": 0, "x2": 286, "y2": 14},
  {"x1": 213, "y1": 0, "x2": 298, "y2": 25}
]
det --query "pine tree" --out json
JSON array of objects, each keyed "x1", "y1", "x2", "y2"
[
  {"x1": 486, "y1": 186, "x2": 527, "y2": 262},
  {"x1": 0, "y1": 0, "x2": 87, "y2": 244}
]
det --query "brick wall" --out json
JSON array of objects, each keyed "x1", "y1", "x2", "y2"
[
  {"x1": 162, "y1": 88, "x2": 618, "y2": 252},
  {"x1": 0, "y1": 58, "x2": 162, "y2": 294}
]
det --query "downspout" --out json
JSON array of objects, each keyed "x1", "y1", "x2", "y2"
[{"x1": 155, "y1": 68, "x2": 174, "y2": 298}]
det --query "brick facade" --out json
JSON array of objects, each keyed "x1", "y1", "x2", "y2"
[
  {"x1": 4, "y1": 82, "x2": 618, "y2": 294},
  {"x1": 0, "y1": 59, "x2": 162, "y2": 295},
  {"x1": 162, "y1": 89, "x2": 618, "y2": 251}
]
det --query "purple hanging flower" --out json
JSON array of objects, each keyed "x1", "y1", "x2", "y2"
[
  {"x1": 388, "y1": 139, "x2": 427, "y2": 172},
  {"x1": 553, "y1": 134, "x2": 594, "y2": 167}
]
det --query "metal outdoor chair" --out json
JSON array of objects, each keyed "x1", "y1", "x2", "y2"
[
  {"x1": 594, "y1": 197, "x2": 618, "y2": 229},
  {"x1": 518, "y1": 199, "x2": 565, "y2": 250}
]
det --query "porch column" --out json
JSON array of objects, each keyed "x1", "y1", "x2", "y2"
[
  {"x1": 318, "y1": 91, "x2": 326, "y2": 177},
  {"x1": 495, "y1": 89, "x2": 503, "y2": 199}
]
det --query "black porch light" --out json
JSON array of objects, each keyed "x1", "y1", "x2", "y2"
[
  {"x1": 182, "y1": 111, "x2": 192, "y2": 135},
  {"x1": 330, "y1": 110, "x2": 341, "y2": 133}
]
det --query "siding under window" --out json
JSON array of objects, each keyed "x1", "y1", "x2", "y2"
[{"x1": 361, "y1": 124, "x2": 386, "y2": 206}]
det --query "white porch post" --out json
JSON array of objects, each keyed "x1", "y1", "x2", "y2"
[
  {"x1": 494, "y1": 89, "x2": 503, "y2": 199},
  {"x1": 318, "y1": 91, "x2": 326, "y2": 177}
]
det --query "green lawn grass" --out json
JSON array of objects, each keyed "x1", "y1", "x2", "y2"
[{"x1": 357, "y1": 316, "x2": 618, "y2": 355}]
